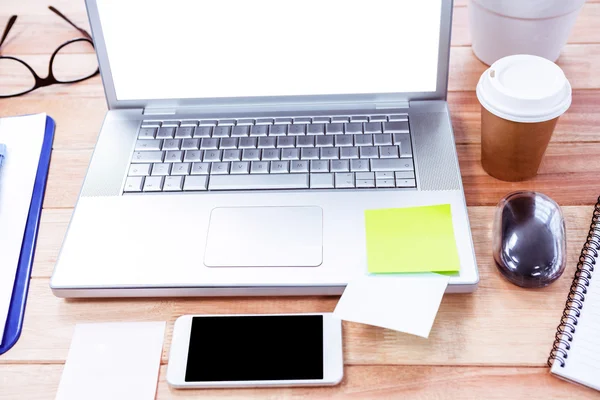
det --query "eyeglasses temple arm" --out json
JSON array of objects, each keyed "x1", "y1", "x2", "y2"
[
  {"x1": 0, "y1": 15, "x2": 18, "y2": 51},
  {"x1": 48, "y1": 5, "x2": 93, "y2": 41}
]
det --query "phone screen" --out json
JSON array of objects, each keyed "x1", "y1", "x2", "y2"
[{"x1": 185, "y1": 315, "x2": 324, "y2": 382}]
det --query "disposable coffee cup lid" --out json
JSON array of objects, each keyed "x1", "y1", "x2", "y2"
[{"x1": 476, "y1": 55, "x2": 572, "y2": 123}]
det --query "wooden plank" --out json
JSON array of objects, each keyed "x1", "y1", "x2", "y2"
[
  {"x1": 449, "y1": 91, "x2": 600, "y2": 144},
  {"x1": 8, "y1": 206, "x2": 594, "y2": 365},
  {"x1": 2, "y1": 364, "x2": 599, "y2": 400},
  {"x1": 452, "y1": 4, "x2": 600, "y2": 46}
]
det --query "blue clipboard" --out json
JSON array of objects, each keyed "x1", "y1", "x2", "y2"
[{"x1": 0, "y1": 115, "x2": 55, "y2": 355}]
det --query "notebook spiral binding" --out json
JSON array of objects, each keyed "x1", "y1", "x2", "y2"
[{"x1": 548, "y1": 196, "x2": 600, "y2": 368}]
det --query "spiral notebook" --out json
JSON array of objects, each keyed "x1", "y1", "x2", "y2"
[{"x1": 548, "y1": 197, "x2": 600, "y2": 391}]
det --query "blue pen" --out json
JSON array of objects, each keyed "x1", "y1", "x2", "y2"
[{"x1": 0, "y1": 143, "x2": 6, "y2": 166}]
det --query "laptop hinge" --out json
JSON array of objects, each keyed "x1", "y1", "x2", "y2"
[
  {"x1": 143, "y1": 108, "x2": 177, "y2": 115},
  {"x1": 375, "y1": 101, "x2": 410, "y2": 110}
]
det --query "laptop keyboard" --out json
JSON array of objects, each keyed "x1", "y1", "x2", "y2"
[{"x1": 124, "y1": 114, "x2": 416, "y2": 193}]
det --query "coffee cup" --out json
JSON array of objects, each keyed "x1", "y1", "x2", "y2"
[{"x1": 476, "y1": 55, "x2": 572, "y2": 182}]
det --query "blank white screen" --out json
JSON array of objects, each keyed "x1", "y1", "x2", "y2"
[{"x1": 96, "y1": 0, "x2": 442, "y2": 101}]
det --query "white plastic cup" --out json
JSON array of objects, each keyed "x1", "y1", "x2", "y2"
[
  {"x1": 476, "y1": 55, "x2": 572, "y2": 181},
  {"x1": 469, "y1": 0, "x2": 585, "y2": 65}
]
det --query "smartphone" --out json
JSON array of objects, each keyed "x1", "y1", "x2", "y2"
[{"x1": 167, "y1": 313, "x2": 343, "y2": 388}]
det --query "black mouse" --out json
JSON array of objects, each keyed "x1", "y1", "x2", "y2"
[{"x1": 492, "y1": 191, "x2": 566, "y2": 288}]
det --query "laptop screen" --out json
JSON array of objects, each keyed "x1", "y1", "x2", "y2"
[{"x1": 96, "y1": 0, "x2": 442, "y2": 101}]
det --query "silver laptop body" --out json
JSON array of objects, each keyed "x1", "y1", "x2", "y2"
[{"x1": 51, "y1": 0, "x2": 479, "y2": 297}]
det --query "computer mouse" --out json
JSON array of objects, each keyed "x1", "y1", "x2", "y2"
[{"x1": 492, "y1": 191, "x2": 566, "y2": 288}]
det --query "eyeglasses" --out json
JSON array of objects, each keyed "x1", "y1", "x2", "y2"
[{"x1": 0, "y1": 6, "x2": 100, "y2": 98}]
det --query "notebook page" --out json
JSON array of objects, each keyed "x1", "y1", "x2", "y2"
[{"x1": 552, "y1": 247, "x2": 600, "y2": 392}]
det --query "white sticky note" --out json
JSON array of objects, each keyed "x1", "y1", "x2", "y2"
[
  {"x1": 334, "y1": 274, "x2": 449, "y2": 338},
  {"x1": 0, "y1": 113, "x2": 46, "y2": 343},
  {"x1": 56, "y1": 322, "x2": 166, "y2": 400}
]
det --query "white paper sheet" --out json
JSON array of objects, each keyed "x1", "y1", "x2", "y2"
[
  {"x1": 334, "y1": 274, "x2": 450, "y2": 338},
  {"x1": 0, "y1": 113, "x2": 46, "y2": 343},
  {"x1": 55, "y1": 322, "x2": 166, "y2": 400}
]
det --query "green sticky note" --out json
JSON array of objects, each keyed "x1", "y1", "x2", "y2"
[{"x1": 365, "y1": 204, "x2": 460, "y2": 274}]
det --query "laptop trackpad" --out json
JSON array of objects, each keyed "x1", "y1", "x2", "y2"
[{"x1": 204, "y1": 206, "x2": 323, "y2": 267}]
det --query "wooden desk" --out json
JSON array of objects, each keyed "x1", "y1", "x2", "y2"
[{"x1": 1, "y1": 1, "x2": 599, "y2": 398}]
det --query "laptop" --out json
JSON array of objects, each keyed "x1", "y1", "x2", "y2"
[{"x1": 51, "y1": 0, "x2": 479, "y2": 297}]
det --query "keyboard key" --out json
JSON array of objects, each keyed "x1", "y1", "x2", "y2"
[
  {"x1": 312, "y1": 117, "x2": 330, "y2": 123},
  {"x1": 395, "y1": 171, "x2": 415, "y2": 179},
  {"x1": 277, "y1": 136, "x2": 295, "y2": 148},
  {"x1": 191, "y1": 162, "x2": 211, "y2": 175},
  {"x1": 332, "y1": 116, "x2": 350, "y2": 123},
  {"x1": 356, "y1": 172, "x2": 375, "y2": 180},
  {"x1": 165, "y1": 150, "x2": 183, "y2": 162},
  {"x1": 163, "y1": 176, "x2": 183, "y2": 191},
  {"x1": 350, "y1": 159, "x2": 369, "y2": 172},
  {"x1": 331, "y1": 160, "x2": 349, "y2": 172},
  {"x1": 351, "y1": 116, "x2": 369, "y2": 122},
  {"x1": 203, "y1": 149, "x2": 222, "y2": 162},
  {"x1": 213, "y1": 126, "x2": 231, "y2": 138},
  {"x1": 275, "y1": 117, "x2": 293, "y2": 124},
  {"x1": 300, "y1": 148, "x2": 319, "y2": 160},
  {"x1": 180, "y1": 120, "x2": 198, "y2": 127},
  {"x1": 250, "y1": 125, "x2": 269, "y2": 137},
  {"x1": 310, "y1": 173, "x2": 334, "y2": 188},
  {"x1": 232, "y1": 126, "x2": 250, "y2": 137},
  {"x1": 161, "y1": 121, "x2": 179, "y2": 127},
  {"x1": 373, "y1": 134, "x2": 392, "y2": 146},
  {"x1": 294, "y1": 117, "x2": 311, "y2": 124},
  {"x1": 223, "y1": 149, "x2": 241, "y2": 161},
  {"x1": 231, "y1": 161, "x2": 250, "y2": 174},
  {"x1": 181, "y1": 138, "x2": 200, "y2": 150},
  {"x1": 359, "y1": 146, "x2": 378, "y2": 159},
  {"x1": 262, "y1": 148, "x2": 280, "y2": 161},
  {"x1": 151, "y1": 163, "x2": 171, "y2": 176},
  {"x1": 356, "y1": 179, "x2": 375, "y2": 188},
  {"x1": 396, "y1": 178, "x2": 416, "y2": 188},
  {"x1": 364, "y1": 122, "x2": 382, "y2": 134},
  {"x1": 211, "y1": 162, "x2": 230, "y2": 175},
  {"x1": 307, "y1": 124, "x2": 325, "y2": 135},
  {"x1": 388, "y1": 114, "x2": 408, "y2": 121},
  {"x1": 171, "y1": 162, "x2": 191, "y2": 175},
  {"x1": 355, "y1": 134, "x2": 373, "y2": 146},
  {"x1": 237, "y1": 119, "x2": 254, "y2": 126},
  {"x1": 270, "y1": 161, "x2": 289, "y2": 174},
  {"x1": 250, "y1": 161, "x2": 270, "y2": 174},
  {"x1": 380, "y1": 145, "x2": 399, "y2": 159},
  {"x1": 345, "y1": 123, "x2": 363, "y2": 134},
  {"x1": 369, "y1": 115, "x2": 387, "y2": 122},
  {"x1": 184, "y1": 150, "x2": 202, "y2": 162},
  {"x1": 132, "y1": 151, "x2": 163, "y2": 163},
  {"x1": 371, "y1": 158, "x2": 414, "y2": 171},
  {"x1": 200, "y1": 138, "x2": 219, "y2": 150},
  {"x1": 199, "y1": 120, "x2": 218, "y2": 126},
  {"x1": 138, "y1": 127, "x2": 156, "y2": 139},
  {"x1": 315, "y1": 136, "x2": 334, "y2": 147},
  {"x1": 209, "y1": 174, "x2": 309, "y2": 190},
  {"x1": 128, "y1": 163, "x2": 151, "y2": 176},
  {"x1": 281, "y1": 148, "x2": 300, "y2": 160},
  {"x1": 310, "y1": 160, "x2": 329, "y2": 173},
  {"x1": 258, "y1": 137, "x2": 277, "y2": 149},
  {"x1": 340, "y1": 147, "x2": 359, "y2": 159},
  {"x1": 255, "y1": 118, "x2": 273, "y2": 125},
  {"x1": 194, "y1": 126, "x2": 212, "y2": 138},
  {"x1": 393, "y1": 134, "x2": 413, "y2": 158},
  {"x1": 269, "y1": 125, "x2": 287, "y2": 136},
  {"x1": 335, "y1": 173, "x2": 354, "y2": 188},
  {"x1": 242, "y1": 149, "x2": 261, "y2": 161},
  {"x1": 376, "y1": 179, "x2": 395, "y2": 188},
  {"x1": 297, "y1": 136, "x2": 315, "y2": 148},
  {"x1": 143, "y1": 176, "x2": 163, "y2": 192},
  {"x1": 326, "y1": 123, "x2": 344, "y2": 135},
  {"x1": 183, "y1": 175, "x2": 208, "y2": 191},
  {"x1": 163, "y1": 139, "x2": 181, "y2": 151},
  {"x1": 124, "y1": 176, "x2": 144, "y2": 192},
  {"x1": 320, "y1": 147, "x2": 339, "y2": 160},
  {"x1": 135, "y1": 139, "x2": 162, "y2": 151},
  {"x1": 219, "y1": 138, "x2": 238, "y2": 149},
  {"x1": 219, "y1": 119, "x2": 236, "y2": 126},
  {"x1": 383, "y1": 121, "x2": 410, "y2": 133},
  {"x1": 175, "y1": 126, "x2": 194, "y2": 138},
  {"x1": 156, "y1": 127, "x2": 175, "y2": 139},
  {"x1": 288, "y1": 124, "x2": 306, "y2": 136},
  {"x1": 290, "y1": 160, "x2": 309, "y2": 173},
  {"x1": 334, "y1": 135, "x2": 353, "y2": 147},
  {"x1": 239, "y1": 137, "x2": 257, "y2": 149},
  {"x1": 375, "y1": 171, "x2": 395, "y2": 180}
]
